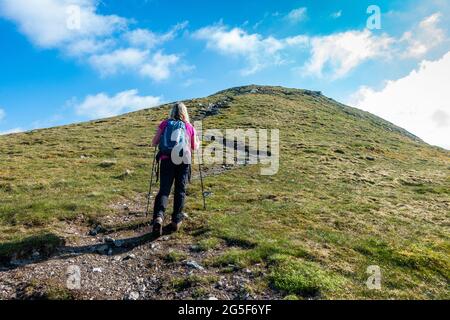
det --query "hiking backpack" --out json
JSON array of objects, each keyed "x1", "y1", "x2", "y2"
[{"x1": 159, "y1": 119, "x2": 188, "y2": 156}]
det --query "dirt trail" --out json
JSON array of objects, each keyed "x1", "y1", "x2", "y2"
[
  {"x1": 0, "y1": 226, "x2": 253, "y2": 299},
  {"x1": 0, "y1": 189, "x2": 278, "y2": 300}
]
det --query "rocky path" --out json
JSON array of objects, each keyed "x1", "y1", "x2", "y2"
[{"x1": 0, "y1": 208, "x2": 278, "y2": 300}]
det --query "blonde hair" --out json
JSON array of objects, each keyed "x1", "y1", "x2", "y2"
[{"x1": 170, "y1": 102, "x2": 190, "y2": 123}]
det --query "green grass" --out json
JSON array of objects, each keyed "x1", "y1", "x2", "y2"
[
  {"x1": 268, "y1": 255, "x2": 346, "y2": 298},
  {"x1": 1, "y1": 85, "x2": 449, "y2": 299},
  {"x1": 354, "y1": 238, "x2": 450, "y2": 279},
  {"x1": 207, "y1": 242, "x2": 312, "y2": 269},
  {"x1": 170, "y1": 274, "x2": 219, "y2": 291},
  {"x1": 196, "y1": 237, "x2": 222, "y2": 251},
  {"x1": 17, "y1": 279, "x2": 76, "y2": 300},
  {"x1": 164, "y1": 250, "x2": 188, "y2": 263}
]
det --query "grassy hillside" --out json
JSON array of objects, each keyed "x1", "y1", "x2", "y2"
[{"x1": 0, "y1": 85, "x2": 449, "y2": 299}]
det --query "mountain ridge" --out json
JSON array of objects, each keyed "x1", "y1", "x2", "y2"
[{"x1": 3, "y1": 85, "x2": 424, "y2": 146}]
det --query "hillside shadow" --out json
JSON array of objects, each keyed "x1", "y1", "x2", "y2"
[
  {"x1": 0, "y1": 233, "x2": 65, "y2": 268},
  {"x1": 0, "y1": 226, "x2": 174, "y2": 271}
]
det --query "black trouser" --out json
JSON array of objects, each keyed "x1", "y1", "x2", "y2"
[{"x1": 153, "y1": 159, "x2": 190, "y2": 223}]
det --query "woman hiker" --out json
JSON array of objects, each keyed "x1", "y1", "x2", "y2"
[{"x1": 151, "y1": 102, "x2": 199, "y2": 237}]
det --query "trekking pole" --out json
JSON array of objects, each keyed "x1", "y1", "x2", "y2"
[
  {"x1": 196, "y1": 149, "x2": 207, "y2": 210},
  {"x1": 145, "y1": 146, "x2": 157, "y2": 217}
]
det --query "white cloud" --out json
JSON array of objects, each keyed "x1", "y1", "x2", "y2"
[
  {"x1": 88, "y1": 48, "x2": 180, "y2": 81},
  {"x1": 0, "y1": 0, "x2": 127, "y2": 49},
  {"x1": 74, "y1": 89, "x2": 162, "y2": 119},
  {"x1": 193, "y1": 25, "x2": 394, "y2": 78},
  {"x1": 350, "y1": 51, "x2": 450, "y2": 150},
  {"x1": 400, "y1": 13, "x2": 446, "y2": 58},
  {"x1": 331, "y1": 10, "x2": 342, "y2": 19},
  {"x1": 283, "y1": 35, "x2": 309, "y2": 46},
  {"x1": 0, "y1": 108, "x2": 5, "y2": 120},
  {"x1": 193, "y1": 25, "x2": 300, "y2": 75},
  {"x1": 304, "y1": 30, "x2": 394, "y2": 78},
  {"x1": 0, "y1": 0, "x2": 184, "y2": 81},
  {"x1": 139, "y1": 52, "x2": 180, "y2": 81},
  {"x1": 194, "y1": 12, "x2": 448, "y2": 79},
  {"x1": 65, "y1": 38, "x2": 115, "y2": 56},
  {"x1": 123, "y1": 22, "x2": 187, "y2": 49},
  {"x1": 89, "y1": 48, "x2": 148, "y2": 76},
  {"x1": 431, "y1": 109, "x2": 449, "y2": 128},
  {"x1": 124, "y1": 29, "x2": 164, "y2": 49},
  {"x1": 0, "y1": 127, "x2": 23, "y2": 135},
  {"x1": 194, "y1": 25, "x2": 267, "y2": 55},
  {"x1": 286, "y1": 7, "x2": 307, "y2": 23},
  {"x1": 304, "y1": 13, "x2": 448, "y2": 78}
]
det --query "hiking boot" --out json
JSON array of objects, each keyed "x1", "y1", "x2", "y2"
[
  {"x1": 171, "y1": 221, "x2": 182, "y2": 232},
  {"x1": 152, "y1": 217, "x2": 163, "y2": 237}
]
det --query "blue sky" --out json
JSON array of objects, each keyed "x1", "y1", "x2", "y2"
[{"x1": 0, "y1": 0, "x2": 449, "y2": 148}]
